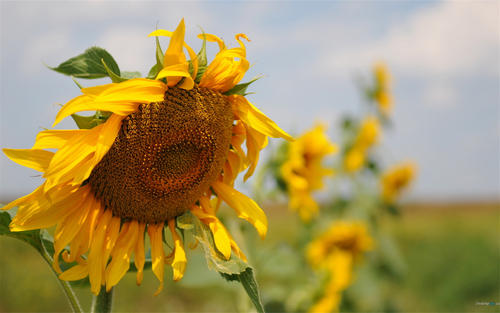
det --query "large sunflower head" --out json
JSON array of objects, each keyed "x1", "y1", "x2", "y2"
[
  {"x1": 2, "y1": 19, "x2": 292, "y2": 295},
  {"x1": 280, "y1": 125, "x2": 337, "y2": 221}
]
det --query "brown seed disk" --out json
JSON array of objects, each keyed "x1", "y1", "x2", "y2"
[{"x1": 87, "y1": 86, "x2": 234, "y2": 224}]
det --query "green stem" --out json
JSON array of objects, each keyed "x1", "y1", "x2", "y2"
[
  {"x1": 38, "y1": 238, "x2": 84, "y2": 313},
  {"x1": 91, "y1": 288, "x2": 114, "y2": 313}
]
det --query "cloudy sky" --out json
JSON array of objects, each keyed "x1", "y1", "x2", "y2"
[{"x1": 1, "y1": 1, "x2": 498, "y2": 201}]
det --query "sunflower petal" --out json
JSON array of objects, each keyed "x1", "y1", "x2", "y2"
[
  {"x1": 231, "y1": 95, "x2": 293, "y2": 141},
  {"x1": 3, "y1": 149, "x2": 54, "y2": 173},
  {"x1": 59, "y1": 263, "x2": 89, "y2": 281},
  {"x1": 212, "y1": 181, "x2": 267, "y2": 239},
  {"x1": 53, "y1": 79, "x2": 166, "y2": 126},
  {"x1": 32, "y1": 130, "x2": 89, "y2": 150},
  {"x1": 168, "y1": 220, "x2": 187, "y2": 281},
  {"x1": 148, "y1": 223, "x2": 165, "y2": 295}
]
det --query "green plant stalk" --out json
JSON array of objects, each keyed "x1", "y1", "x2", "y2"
[
  {"x1": 91, "y1": 288, "x2": 114, "y2": 313},
  {"x1": 38, "y1": 237, "x2": 84, "y2": 313}
]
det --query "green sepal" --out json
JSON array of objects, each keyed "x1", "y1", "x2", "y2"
[
  {"x1": 147, "y1": 36, "x2": 164, "y2": 79},
  {"x1": 49, "y1": 47, "x2": 121, "y2": 79},
  {"x1": 101, "y1": 59, "x2": 126, "y2": 83},
  {"x1": 194, "y1": 30, "x2": 208, "y2": 83},
  {"x1": 71, "y1": 111, "x2": 111, "y2": 130},
  {"x1": 71, "y1": 77, "x2": 84, "y2": 89},
  {"x1": 224, "y1": 76, "x2": 262, "y2": 96},
  {"x1": 220, "y1": 268, "x2": 265, "y2": 313}
]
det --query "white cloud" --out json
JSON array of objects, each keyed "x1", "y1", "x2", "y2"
[
  {"x1": 319, "y1": 1, "x2": 499, "y2": 77},
  {"x1": 423, "y1": 81, "x2": 458, "y2": 110},
  {"x1": 96, "y1": 26, "x2": 153, "y2": 75},
  {"x1": 21, "y1": 29, "x2": 72, "y2": 75}
]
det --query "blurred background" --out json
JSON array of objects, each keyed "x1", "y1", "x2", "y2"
[{"x1": 1, "y1": 1, "x2": 498, "y2": 312}]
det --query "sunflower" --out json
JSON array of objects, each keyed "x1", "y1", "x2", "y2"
[
  {"x1": 307, "y1": 221, "x2": 373, "y2": 313},
  {"x1": 2, "y1": 19, "x2": 292, "y2": 295},
  {"x1": 281, "y1": 125, "x2": 337, "y2": 221},
  {"x1": 343, "y1": 116, "x2": 380, "y2": 172},
  {"x1": 372, "y1": 62, "x2": 393, "y2": 116},
  {"x1": 381, "y1": 162, "x2": 416, "y2": 203}
]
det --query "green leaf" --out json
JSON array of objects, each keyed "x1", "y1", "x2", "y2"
[
  {"x1": 49, "y1": 46, "x2": 121, "y2": 79},
  {"x1": 0, "y1": 211, "x2": 11, "y2": 235},
  {"x1": 176, "y1": 211, "x2": 265, "y2": 313},
  {"x1": 221, "y1": 268, "x2": 265, "y2": 313},
  {"x1": 224, "y1": 76, "x2": 262, "y2": 96}
]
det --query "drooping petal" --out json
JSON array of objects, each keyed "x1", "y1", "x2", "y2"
[
  {"x1": 244, "y1": 127, "x2": 268, "y2": 181},
  {"x1": 52, "y1": 193, "x2": 93, "y2": 272},
  {"x1": 134, "y1": 223, "x2": 146, "y2": 285},
  {"x1": 192, "y1": 203, "x2": 232, "y2": 260},
  {"x1": 105, "y1": 221, "x2": 139, "y2": 291},
  {"x1": 87, "y1": 209, "x2": 113, "y2": 295},
  {"x1": 167, "y1": 219, "x2": 187, "y2": 281},
  {"x1": 148, "y1": 223, "x2": 165, "y2": 295},
  {"x1": 231, "y1": 95, "x2": 293, "y2": 141},
  {"x1": 211, "y1": 181, "x2": 267, "y2": 239},
  {"x1": 3, "y1": 149, "x2": 54, "y2": 173}
]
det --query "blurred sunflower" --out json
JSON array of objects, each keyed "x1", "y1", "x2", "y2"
[
  {"x1": 373, "y1": 62, "x2": 393, "y2": 116},
  {"x1": 343, "y1": 116, "x2": 380, "y2": 172},
  {"x1": 307, "y1": 221, "x2": 373, "y2": 313},
  {"x1": 381, "y1": 162, "x2": 416, "y2": 203},
  {"x1": 281, "y1": 125, "x2": 337, "y2": 221},
  {"x1": 2, "y1": 19, "x2": 292, "y2": 295}
]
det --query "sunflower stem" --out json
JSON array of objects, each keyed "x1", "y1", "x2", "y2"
[
  {"x1": 37, "y1": 235, "x2": 84, "y2": 313},
  {"x1": 91, "y1": 288, "x2": 114, "y2": 313}
]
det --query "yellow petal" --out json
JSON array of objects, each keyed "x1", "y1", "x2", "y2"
[
  {"x1": 148, "y1": 223, "x2": 165, "y2": 295},
  {"x1": 59, "y1": 263, "x2": 89, "y2": 281},
  {"x1": 11, "y1": 185, "x2": 89, "y2": 231},
  {"x1": 134, "y1": 223, "x2": 146, "y2": 285},
  {"x1": 211, "y1": 181, "x2": 267, "y2": 239},
  {"x1": 88, "y1": 209, "x2": 112, "y2": 295},
  {"x1": 2, "y1": 183, "x2": 44, "y2": 211},
  {"x1": 191, "y1": 205, "x2": 232, "y2": 260},
  {"x1": 32, "y1": 129, "x2": 89, "y2": 150},
  {"x1": 105, "y1": 221, "x2": 139, "y2": 291},
  {"x1": 243, "y1": 127, "x2": 268, "y2": 181},
  {"x1": 53, "y1": 196, "x2": 92, "y2": 272},
  {"x1": 3, "y1": 148, "x2": 54, "y2": 172},
  {"x1": 168, "y1": 219, "x2": 187, "y2": 281},
  {"x1": 231, "y1": 95, "x2": 293, "y2": 141},
  {"x1": 197, "y1": 33, "x2": 226, "y2": 51},
  {"x1": 54, "y1": 79, "x2": 167, "y2": 126},
  {"x1": 149, "y1": 27, "x2": 198, "y2": 80}
]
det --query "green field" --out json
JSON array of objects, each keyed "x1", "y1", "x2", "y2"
[{"x1": 0, "y1": 202, "x2": 498, "y2": 312}]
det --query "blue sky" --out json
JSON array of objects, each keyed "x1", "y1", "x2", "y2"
[{"x1": 1, "y1": 1, "x2": 498, "y2": 201}]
